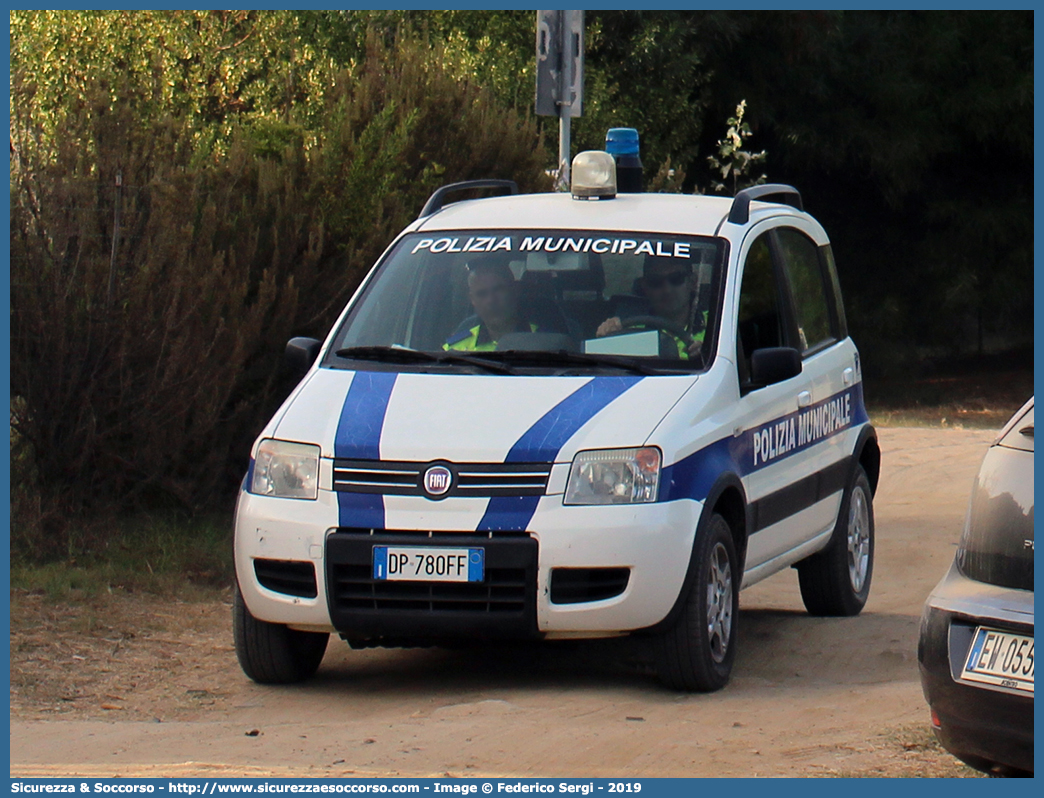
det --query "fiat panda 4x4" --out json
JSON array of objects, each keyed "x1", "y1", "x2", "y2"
[{"x1": 234, "y1": 151, "x2": 880, "y2": 692}]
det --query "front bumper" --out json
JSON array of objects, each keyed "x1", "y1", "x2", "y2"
[
  {"x1": 234, "y1": 488, "x2": 701, "y2": 639},
  {"x1": 917, "y1": 562, "x2": 1034, "y2": 775}
]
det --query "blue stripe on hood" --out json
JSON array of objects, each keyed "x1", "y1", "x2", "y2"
[
  {"x1": 335, "y1": 371, "x2": 398, "y2": 528},
  {"x1": 335, "y1": 371, "x2": 398, "y2": 460},
  {"x1": 478, "y1": 376, "x2": 643, "y2": 531},
  {"x1": 504, "y1": 376, "x2": 644, "y2": 462}
]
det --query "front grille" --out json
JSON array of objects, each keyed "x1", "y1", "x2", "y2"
[
  {"x1": 550, "y1": 568, "x2": 630, "y2": 604},
  {"x1": 333, "y1": 459, "x2": 551, "y2": 498},
  {"x1": 254, "y1": 558, "x2": 318, "y2": 598},
  {"x1": 331, "y1": 564, "x2": 527, "y2": 613},
  {"x1": 325, "y1": 530, "x2": 539, "y2": 641}
]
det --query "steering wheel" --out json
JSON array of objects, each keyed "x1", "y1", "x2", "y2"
[{"x1": 618, "y1": 315, "x2": 697, "y2": 347}]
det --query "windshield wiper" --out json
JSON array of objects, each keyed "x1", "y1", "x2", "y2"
[
  {"x1": 334, "y1": 346, "x2": 515, "y2": 375},
  {"x1": 472, "y1": 349, "x2": 662, "y2": 376},
  {"x1": 334, "y1": 346, "x2": 667, "y2": 375},
  {"x1": 436, "y1": 352, "x2": 515, "y2": 374},
  {"x1": 336, "y1": 345, "x2": 439, "y2": 363}
]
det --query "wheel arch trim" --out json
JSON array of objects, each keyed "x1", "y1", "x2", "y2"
[
  {"x1": 639, "y1": 472, "x2": 748, "y2": 635},
  {"x1": 852, "y1": 423, "x2": 880, "y2": 495}
]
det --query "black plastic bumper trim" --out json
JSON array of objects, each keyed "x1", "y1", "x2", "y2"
[
  {"x1": 253, "y1": 558, "x2": 318, "y2": 599},
  {"x1": 325, "y1": 530, "x2": 539, "y2": 642}
]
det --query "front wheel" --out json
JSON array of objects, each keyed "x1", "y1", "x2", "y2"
[
  {"x1": 797, "y1": 464, "x2": 874, "y2": 616},
  {"x1": 654, "y1": 513, "x2": 739, "y2": 692},
  {"x1": 233, "y1": 582, "x2": 329, "y2": 684}
]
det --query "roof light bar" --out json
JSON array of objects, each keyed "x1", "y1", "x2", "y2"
[{"x1": 571, "y1": 151, "x2": 617, "y2": 199}]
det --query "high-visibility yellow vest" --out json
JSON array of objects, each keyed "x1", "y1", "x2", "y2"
[{"x1": 443, "y1": 322, "x2": 539, "y2": 352}]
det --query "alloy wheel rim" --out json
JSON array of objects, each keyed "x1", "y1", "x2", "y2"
[
  {"x1": 706, "y1": 542, "x2": 733, "y2": 663},
  {"x1": 847, "y1": 487, "x2": 871, "y2": 593}
]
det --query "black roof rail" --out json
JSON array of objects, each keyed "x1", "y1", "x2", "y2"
[
  {"x1": 727, "y1": 184, "x2": 803, "y2": 225},
  {"x1": 418, "y1": 179, "x2": 520, "y2": 219}
]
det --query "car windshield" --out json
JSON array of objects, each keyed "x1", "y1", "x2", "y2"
[{"x1": 327, "y1": 229, "x2": 726, "y2": 373}]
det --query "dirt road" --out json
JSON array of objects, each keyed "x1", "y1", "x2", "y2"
[{"x1": 10, "y1": 428, "x2": 996, "y2": 778}]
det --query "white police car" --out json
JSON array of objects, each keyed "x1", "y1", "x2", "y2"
[{"x1": 233, "y1": 150, "x2": 880, "y2": 692}]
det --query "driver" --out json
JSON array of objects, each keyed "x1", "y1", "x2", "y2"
[
  {"x1": 444, "y1": 257, "x2": 539, "y2": 351},
  {"x1": 595, "y1": 255, "x2": 705, "y2": 359}
]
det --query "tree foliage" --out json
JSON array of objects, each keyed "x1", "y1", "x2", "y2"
[
  {"x1": 694, "y1": 11, "x2": 1033, "y2": 366},
  {"x1": 402, "y1": 10, "x2": 1033, "y2": 366},
  {"x1": 9, "y1": 10, "x2": 1033, "y2": 541},
  {"x1": 10, "y1": 24, "x2": 548, "y2": 551},
  {"x1": 705, "y1": 100, "x2": 767, "y2": 195}
]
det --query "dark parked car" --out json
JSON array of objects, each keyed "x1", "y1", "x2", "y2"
[{"x1": 918, "y1": 397, "x2": 1034, "y2": 777}]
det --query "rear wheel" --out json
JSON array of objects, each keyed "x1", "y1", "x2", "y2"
[
  {"x1": 655, "y1": 513, "x2": 739, "y2": 692},
  {"x1": 233, "y1": 582, "x2": 329, "y2": 684},
  {"x1": 797, "y1": 464, "x2": 874, "y2": 616}
]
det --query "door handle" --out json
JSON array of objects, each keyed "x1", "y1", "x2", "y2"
[
  {"x1": 843, "y1": 367, "x2": 854, "y2": 386},
  {"x1": 797, "y1": 391, "x2": 812, "y2": 408}
]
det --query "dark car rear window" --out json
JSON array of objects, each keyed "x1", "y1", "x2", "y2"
[{"x1": 956, "y1": 445, "x2": 1034, "y2": 591}]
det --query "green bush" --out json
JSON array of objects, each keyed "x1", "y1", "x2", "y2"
[{"x1": 10, "y1": 32, "x2": 549, "y2": 558}]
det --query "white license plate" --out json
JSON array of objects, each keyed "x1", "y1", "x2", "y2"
[
  {"x1": 960, "y1": 627, "x2": 1034, "y2": 694},
  {"x1": 372, "y1": 546, "x2": 484, "y2": 583}
]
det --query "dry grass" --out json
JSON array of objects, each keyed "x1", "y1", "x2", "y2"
[
  {"x1": 819, "y1": 724, "x2": 985, "y2": 778},
  {"x1": 867, "y1": 364, "x2": 1031, "y2": 429},
  {"x1": 9, "y1": 588, "x2": 237, "y2": 723}
]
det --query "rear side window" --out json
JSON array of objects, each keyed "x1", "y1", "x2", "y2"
[
  {"x1": 957, "y1": 441, "x2": 1034, "y2": 591},
  {"x1": 821, "y1": 245, "x2": 848, "y2": 339},
  {"x1": 998, "y1": 405, "x2": 1033, "y2": 452},
  {"x1": 776, "y1": 228, "x2": 833, "y2": 352}
]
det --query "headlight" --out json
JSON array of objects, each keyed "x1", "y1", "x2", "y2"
[
  {"x1": 250, "y1": 439, "x2": 320, "y2": 499},
  {"x1": 564, "y1": 447, "x2": 661, "y2": 505}
]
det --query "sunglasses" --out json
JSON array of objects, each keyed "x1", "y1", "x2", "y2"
[
  {"x1": 644, "y1": 271, "x2": 689, "y2": 289},
  {"x1": 471, "y1": 283, "x2": 511, "y2": 301}
]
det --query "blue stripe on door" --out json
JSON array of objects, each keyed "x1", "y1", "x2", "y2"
[
  {"x1": 659, "y1": 382, "x2": 869, "y2": 503},
  {"x1": 335, "y1": 371, "x2": 398, "y2": 528}
]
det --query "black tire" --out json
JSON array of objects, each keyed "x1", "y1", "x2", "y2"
[
  {"x1": 655, "y1": 513, "x2": 739, "y2": 692},
  {"x1": 797, "y1": 464, "x2": 874, "y2": 616},
  {"x1": 233, "y1": 582, "x2": 329, "y2": 684}
]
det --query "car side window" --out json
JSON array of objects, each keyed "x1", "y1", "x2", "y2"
[
  {"x1": 821, "y1": 244, "x2": 848, "y2": 339},
  {"x1": 736, "y1": 233, "x2": 785, "y2": 383},
  {"x1": 776, "y1": 228, "x2": 834, "y2": 353}
]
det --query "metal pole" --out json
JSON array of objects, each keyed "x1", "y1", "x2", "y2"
[
  {"x1": 557, "y1": 13, "x2": 572, "y2": 190},
  {"x1": 558, "y1": 113, "x2": 571, "y2": 190}
]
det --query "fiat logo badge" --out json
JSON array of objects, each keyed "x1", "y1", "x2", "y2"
[{"x1": 423, "y1": 465, "x2": 453, "y2": 497}]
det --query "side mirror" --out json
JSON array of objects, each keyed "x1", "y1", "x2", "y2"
[
  {"x1": 751, "y1": 347, "x2": 802, "y2": 387},
  {"x1": 285, "y1": 337, "x2": 322, "y2": 378}
]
